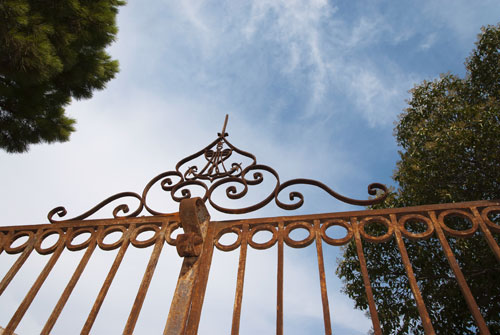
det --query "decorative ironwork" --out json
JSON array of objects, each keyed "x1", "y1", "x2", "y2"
[
  {"x1": 1, "y1": 200, "x2": 499, "y2": 334},
  {"x1": 48, "y1": 115, "x2": 388, "y2": 223},
  {"x1": 1, "y1": 114, "x2": 499, "y2": 334}
]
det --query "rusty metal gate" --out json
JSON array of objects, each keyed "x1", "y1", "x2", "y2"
[{"x1": 1, "y1": 117, "x2": 499, "y2": 334}]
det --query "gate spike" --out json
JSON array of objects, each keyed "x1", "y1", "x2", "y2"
[{"x1": 219, "y1": 114, "x2": 229, "y2": 137}]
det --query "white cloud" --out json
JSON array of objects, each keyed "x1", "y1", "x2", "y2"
[
  {"x1": 419, "y1": 32, "x2": 437, "y2": 50},
  {"x1": 346, "y1": 15, "x2": 388, "y2": 49},
  {"x1": 349, "y1": 67, "x2": 401, "y2": 126},
  {"x1": 179, "y1": 0, "x2": 211, "y2": 34},
  {"x1": 422, "y1": 0, "x2": 500, "y2": 44},
  {"x1": 2, "y1": 1, "x2": 500, "y2": 334}
]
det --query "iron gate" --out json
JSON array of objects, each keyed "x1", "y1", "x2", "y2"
[{"x1": 1, "y1": 117, "x2": 499, "y2": 334}]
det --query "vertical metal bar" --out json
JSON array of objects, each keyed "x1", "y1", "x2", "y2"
[
  {"x1": 165, "y1": 198, "x2": 212, "y2": 335},
  {"x1": 41, "y1": 235, "x2": 98, "y2": 335},
  {"x1": 389, "y1": 214, "x2": 435, "y2": 335},
  {"x1": 164, "y1": 257, "x2": 200, "y2": 335},
  {"x1": 81, "y1": 225, "x2": 134, "y2": 335},
  {"x1": 123, "y1": 224, "x2": 167, "y2": 335},
  {"x1": 314, "y1": 220, "x2": 332, "y2": 335},
  {"x1": 471, "y1": 207, "x2": 500, "y2": 262},
  {"x1": 429, "y1": 211, "x2": 490, "y2": 334},
  {"x1": 276, "y1": 221, "x2": 284, "y2": 335},
  {"x1": 0, "y1": 230, "x2": 42, "y2": 295},
  {"x1": 4, "y1": 230, "x2": 68, "y2": 334},
  {"x1": 231, "y1": 223, "x2": 249, "y2": 335},
  {"x1": 182, "y1": 224, "x2": 216, "y2": 334},
  {"x1": 351, "y1": 217, "x2": 382, "y2": 335},
  {"x1": 0, "y1": 232, "x2": 5, "y2": 254}
]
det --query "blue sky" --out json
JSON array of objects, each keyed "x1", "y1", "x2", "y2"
[{"x1": 1, "y1": 1, "x2": 500, "y2": 334}]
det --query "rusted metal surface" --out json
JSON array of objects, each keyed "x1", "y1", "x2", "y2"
[
  {"x1": 352, "y1": 216, "x2": 382, "y2": 335},
  {"x1": 313, "y1": 219, "x2": 332, "y2": 335},
  {"x1": 277, "y1": 220, "x2": 284, "y2": 335},
  {"x1": 230, "y1": 223, "x2": 248, "y2": 335},
  {"x1": 0, "y1": 117, "x2": 499, "y2": 334},
  {"x1": 430, "y1": 211, "x2": 490, "y2": 334},
  {"x1": 0, "y1": 197, "x2": 499, "y2": 334},
  {"x1": 4, "y1": 230, "x2": 66, "y2": 334},
  {"x1": 46, "y1": 115, "x2": 388, "y2": 223},
  {"x1": 81, "y1": 224, "x2": 134, "y2": 334},
  {"x1": 42, "y1": 233, "x2": 98, "y2": 335},
  {"x1": 0, "y1": 230, "x2": 38, "y2": 295},
  {"x1": 183, "y1": 222, "x2": 216, "y2": 334},
  {"x1": 0, "y1": 214, "x2": 179, "y2": 335},
  {"x1": 164, "y1": 198, "x2": 210, "y2": 335},
  {"x1": 473, "y1": 206, "x2": 500, "y2": 262},
  {"x1": 123, "y1": 223, "x2": 167, "y2": 335},
  {"x1": 207, "y1": 200, "x2": 499, "y2": 335},
  {"x1": 390, "y1": 214, "x2": 435, "y2": 334}
]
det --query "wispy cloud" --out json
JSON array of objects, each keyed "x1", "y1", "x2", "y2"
[
  {"x1": 2, "y1": 1, "x2": 499, "y2": 334},
  {"x1": 422, "y1": 0, "x2": 500, "y2": 44},
  {"x1": 155, "y1": 0, "x2": 421, "y2": 126},
  {"x1": 419, "y1": 32, "x2": 437, "y2": 50}
]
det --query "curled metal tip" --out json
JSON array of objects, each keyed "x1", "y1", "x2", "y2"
[{"x1": 46, "y1": 117, "x2": 387, "y2": 220}]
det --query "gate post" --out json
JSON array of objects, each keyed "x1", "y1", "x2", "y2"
[{"x1": 164, "y1": 197, "x2": 211, "y2": 335}]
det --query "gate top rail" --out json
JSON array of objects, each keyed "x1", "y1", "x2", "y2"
[
  {"x1": 2, "y1": 198, "x2": 498, "y2": 334},
  {"x1": 2, "y1": 118, "x2": 499, "y2": 335},
  {"x1": 209, "y1": 199, "x2": 500, "y2": 227},
  {"x1": 2, "y1": 199, "x2": 498, "y2": 232},
  {"x1": 46, "y1": 115, "x2": 388, "y2": 223}
]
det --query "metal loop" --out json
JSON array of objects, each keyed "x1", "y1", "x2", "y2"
[
  {"x1": 215, "y1": 227, "x2": 242, "y2": 251},
  {"x1": 248, "y1": 224, "x2": 277, "y2": 250},
  {"x1": 131, "y1": 224, "x2": 161, "y2": 248},
  {"x1": 4, "y1": 231, "x2": 35, "y2": 254},
  {"x1": 35, "y1": 229, "x2": 65, "y2": 255},
  {"x1": 46, "y1": 122, "x2": 387, "y2": 219},
  {"x1": 165, "y1": 222, "x2": 181, "y2": 246},
  {"x1": 398, "y1": 214, "x2": 434, "y2": 240},
  {"x1": 438, "y1": 210, "x2": 478, "y2": 238},
  {"x1": 321, "y1": 219, "x2": 353, "y2": 246},
  {"x1": 481, "y1": 206, "x2": 500, "y2": 233},
  {"x1": 66, "y1": 228, "x2": 95, "y2": 251},
  {"x1": 359, "y1": 216, "x2": 393, "y2": 243},
  {"x1": 98, "y1": 225, "x2": 127, "y2": 250},
  {"x1": 283, "y1": 222, "x2": 314, "y2": 248}
]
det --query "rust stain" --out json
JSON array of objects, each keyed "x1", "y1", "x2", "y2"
[
  {"x1": 0, "y1": 113, "x2": 498, "y2": 334},
  {"x1": 0, "y1": 199, "x2": 499, "y2": 334}
]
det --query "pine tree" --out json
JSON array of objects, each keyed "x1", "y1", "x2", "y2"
[{"x1": 0, "y1": 0, "x2": 125, "y2": 153}]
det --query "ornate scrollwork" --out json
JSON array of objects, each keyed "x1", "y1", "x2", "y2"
[
  {"x1": 48, "y1": 115, "x2": 388, "y2": 222},
  {"x1": 48, "y1": 192, "x2": 143, "y2": 223}
]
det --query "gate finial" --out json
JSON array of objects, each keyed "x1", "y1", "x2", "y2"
[
  {"x1": 218, "y1": 114, "x2": 229, "y2": 138},
  {"x1": 48, "y1": 115, "x2": 388, "y2": 222}
]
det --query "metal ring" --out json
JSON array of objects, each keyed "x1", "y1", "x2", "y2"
[
  {"x1": 283, "y1": 222, "x2": 314, "y2": 248},
  {"x1": 438, "y1": 210, "x2": 478, "y2": 238},
  {"x1": 321, "y1": 219, "x2": 353, "y2": 246},
  {"x1": 481, "y1": 206, "x2": 500, "y2": 233},
  {"x1": 131, "y1": 224, "x2": 160, "y2": 248},
  {"x1": 98, "y1": 225, "x2": 127, "y2": 250},
  {"x1": 35, "y1": 229, "x2": 64, "y2": 255},
  {"x1": 398, "y1": 214, "x2": 434, "y2": 240},
  {"x1": 359, "y1": 216, "x2": 393, "y2": 243},
  {"x1": 4, "y1": 231, "x2": 35, "y2": 254},
  {"x1": 66, "y1": 228, "x2": 95, "y2": 251},
  {"x1": 215, "y1": 227, "x2": 242, "y2": 251},
  {"x1": 248, "y1": 224, "x2": 277, "y2": 250},
  {"x1": 165, "y1": 222, "x2": 181, "y2": 246}
]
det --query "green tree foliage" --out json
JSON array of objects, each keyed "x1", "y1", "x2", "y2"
[
  {"x1": 0, "y1": 0, "x2": 124, "y2": 153},
  {"x1": 337, "y1": 24, "x2": 500, "y2": 334}
]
